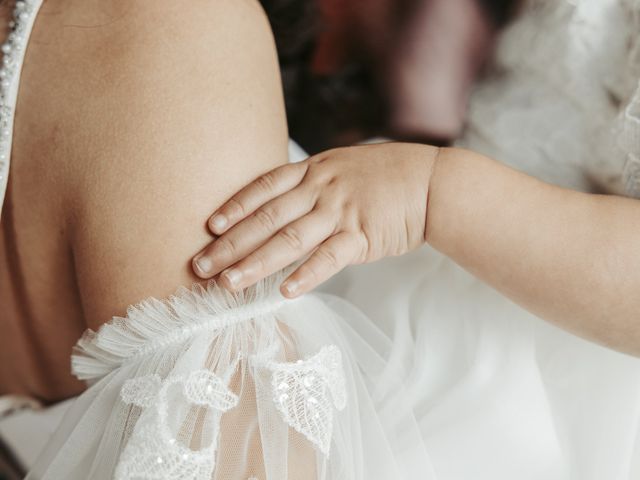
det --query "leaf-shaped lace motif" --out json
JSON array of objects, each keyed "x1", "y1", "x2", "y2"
[
  {"x1": 115, "y1": 369, "x2": 239, "y2": 480},
  {"x1": 120, "y1": 374, "x2": 162, "y2": 408},
  {"x1": 268, "y1": 345, "x2": 347, "y2": 455},
  {"x1": 114, "y1": 422, "x2": 217, "y2": 480},
  {"x1": 183, "y1": 370, "x2": 238, "y2": 410}
]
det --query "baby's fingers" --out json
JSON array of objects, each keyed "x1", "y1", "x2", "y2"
[
  {"x1": 209, "y1": 161, "x2": 309, "y2": 235},
  {"x1": 218, "y1": 211, "x2": 334, "y2": 292},
  {"x1": 193, "y1": 186, "x2": 315, "y2": 278},
  {"x1": 281, "y1": 233, "x2": 361, "y2": 298}
]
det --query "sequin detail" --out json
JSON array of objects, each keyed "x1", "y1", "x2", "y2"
[
  {"x1": 0, "y1": 0, "x2": 38, "y2": 187},
  {"x1": 267, "y1": 345, "x2": 347, "y2": 455},
  {"x1": 115, "y1": 369, "x2": 239, "y2": 480}
]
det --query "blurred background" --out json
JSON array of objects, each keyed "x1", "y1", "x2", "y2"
[{"x1": 260, "y1": 0, "x2": 519, "y2": 153}]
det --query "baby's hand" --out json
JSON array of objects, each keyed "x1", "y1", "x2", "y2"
[{"x1": 192, "y1": 143, "x2": 439, "y2": 297}]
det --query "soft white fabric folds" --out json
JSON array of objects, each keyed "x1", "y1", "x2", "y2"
[
  {"x1": 27, "y1": 273, "x2": 434, "y2": 480},
  {"x1": 321, "y1": 246, "x2": 640, "y2": 480}
]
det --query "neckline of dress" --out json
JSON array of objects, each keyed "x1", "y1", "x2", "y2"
[{"x1": 0, "y1": 0, "x2": 44, "y2": 219}]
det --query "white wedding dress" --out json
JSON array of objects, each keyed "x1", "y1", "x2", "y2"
[{"x1": 1, "y1": 0, "x2": 640, "y2": 479}]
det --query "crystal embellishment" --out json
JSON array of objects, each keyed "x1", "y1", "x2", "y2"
[
  {"x1": 0, "y1": 0, "x2": 38, "y2": 197},
  {"x1": 267, "y1": 345, "x2": 347, "y2": 455},
  {"x1": 116, "y1": 369, "x2": 239, "y2": 480}
]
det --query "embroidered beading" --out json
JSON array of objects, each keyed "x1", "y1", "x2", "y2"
[
  {"x1": 0, "y1": 0, "x2": 39, "y2": 208},
  {"x1": 115, "y1": 369, "x2": 239, "y2": 480},
  {"x1": 266, "y1": 345, "x2": 347, "y2": 455}
]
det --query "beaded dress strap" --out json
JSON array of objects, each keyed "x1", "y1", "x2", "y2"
[{"x1": 0, "y1": 0, "x2": 44, "y2": 218}]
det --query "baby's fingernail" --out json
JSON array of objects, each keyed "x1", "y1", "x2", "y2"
[
  {"x1": 210, "y1": 214, "x2": 227, "y2": 232},
  {"x1": 223, "y1": 268, "x2": 243, "y2": 288},
  {"x1": 194, "y1": 256, "x2": 213, "y2": 275},
  {"x1": 282, "y1": 280, "x2": 299, "y2": 296}
]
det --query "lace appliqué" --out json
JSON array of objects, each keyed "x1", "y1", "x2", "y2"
[
  {"x1": 266, "y1": 345, "x2": 347, "y2": 455},
  {"x1": 114, "y1": 344, "x2": 347, "y2": 478},
  {"x1": 121, "y1": 374, "x2": 162, "y2": 408},
  {"x1": 182, "y1": 370, "x2": 238, "y2": 410},
  {"x1": 115, "y1": 370, "x2": 239, "y2": 480}
]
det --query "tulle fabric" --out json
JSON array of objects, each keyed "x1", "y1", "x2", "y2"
[
  {"x1": 26, "y1": 272, "x2": 434, "y2": 480},
  {"x1": 320, "y1": 246, "x2": 640, "y2": 479}
]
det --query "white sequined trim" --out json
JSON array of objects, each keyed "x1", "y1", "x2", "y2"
[{"x1": 0, "y1": 0, "x2": 42, "y2": 215}]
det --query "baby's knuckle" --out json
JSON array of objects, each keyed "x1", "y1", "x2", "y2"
[
  {"x1": 287, "y1": 161, "x2": 306, "y2": 177},
  {"x1": 356, "y1": 231, "x2": 370, "y2": 263},
  {"x1": 317, "y1": 246, "x2": 340, "y2": 269},
  {"x1": 279, "y1": 226, "x2": 304, "y2": 251},
  {"x1": 256, "y1": 171, "x2": 277, "y2": 193},
  {"x1": 326, "y1": 175, "x2": 339, "y2": 187},
  {"x1": 215, "y1": 237, "x2": 239, "y2": 259},
  {"x1": 248, "y1": 251, "x2": 268, "y2": 274},
  {"x1": 307, "y1": 152, "x2": 328, "y2": 165},
  {"x1": 342, "y1": 198, "x2": 357, "y2": 213},
  {"x1": 254, "y1": 207, "x2": 278, "y2": 231},
  {"x1": 305, "y1": 162, "x2": 330, "y2": 185},
  {"x1": 299, "y1": 262, "x2": 321, "y2": 282}
]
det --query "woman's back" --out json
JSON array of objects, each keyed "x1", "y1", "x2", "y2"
[
  {"x1": 0, "y1": 0, "x2": 87, "y2": 401},
  {"x1": 0, "y1": 0, "x2": 289, "y2": 402}
]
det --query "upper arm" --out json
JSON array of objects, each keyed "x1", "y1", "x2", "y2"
[{"x1": 51, "y1": 0, "x2": 288, "y2": 328}]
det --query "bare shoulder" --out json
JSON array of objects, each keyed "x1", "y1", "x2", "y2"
[{"x1": 20, "y1": 0, "x2": 288, "y2": 327}]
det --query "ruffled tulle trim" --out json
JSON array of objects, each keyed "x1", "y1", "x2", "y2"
[
  {"x1": 71, "y1": 272, "x2": 293, "y2": 382},
  {"x1": 61, "y1": 269, "x2": 363, "y2": 479}
]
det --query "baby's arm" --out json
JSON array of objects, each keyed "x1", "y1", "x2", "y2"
[
  {"x1": 427, "y1": 147, "x2": 640, "y2": 356},
  {"x1": 192, "y1": 142, "x2": 640, "y2": 356}
]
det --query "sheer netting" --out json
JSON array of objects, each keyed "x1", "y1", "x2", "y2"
[{"x1": 26, "y1": 272, "x2": 434, "y2": 480}]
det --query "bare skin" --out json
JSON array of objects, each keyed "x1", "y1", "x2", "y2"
[
  {"x1": 0, "y1": 0, "x2": 288, "y2": 403},
  {"x1": 192, "y1": 143, "x2": 437, "y2": 294},
  {"x1": 192, "y1": 143, "x2": 640, "y2": 358}
]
